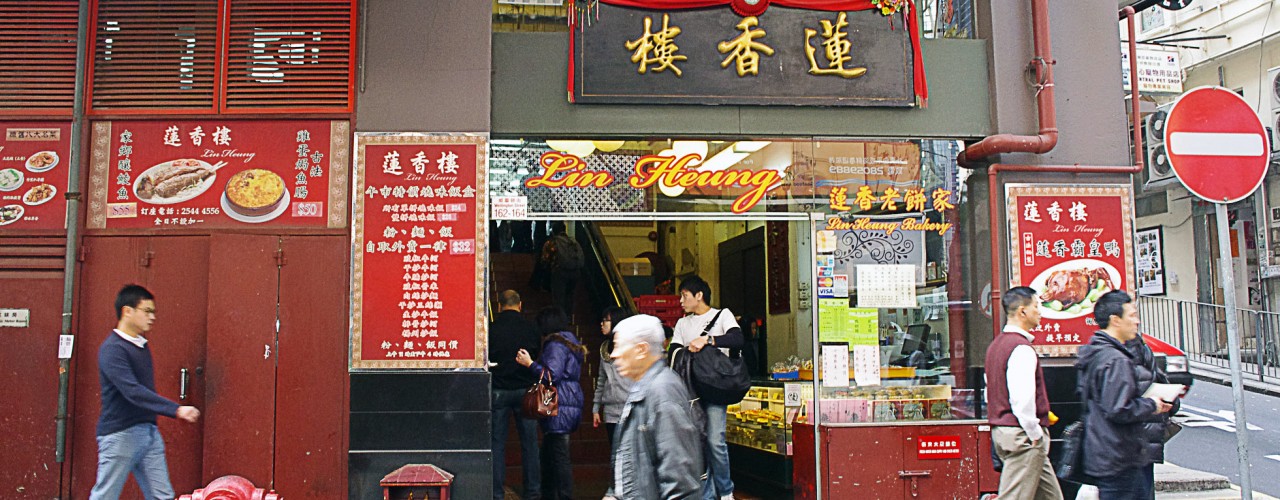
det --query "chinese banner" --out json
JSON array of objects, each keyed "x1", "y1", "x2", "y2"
[
  {"x1": 0, "y1": 122, "x2": 72, "y2": 230},
  {"x1": 350, "y1": 134, "x2": 487, "y2": 369},
  {"x1": 87, "y1": 120, "x2": 350, "y2": 230},
  {"x1": 1006, "y1": 184, "x2": 1135, "y2": 356}
]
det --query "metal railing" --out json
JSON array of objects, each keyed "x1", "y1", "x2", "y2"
[{"x1": 1138, "y1": 296, "x2": 1280, "y2": 381}]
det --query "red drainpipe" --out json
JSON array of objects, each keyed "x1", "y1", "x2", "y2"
[
  {"x1": 982, "y1": 7, "x2": 1146, "y2": 339},
  {"x1": 957, "y1": 0, "x2": 1059, "y2": 166}
]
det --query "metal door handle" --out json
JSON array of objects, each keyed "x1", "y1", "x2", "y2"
[
  {"x1": 899, "y1": 470, "x2": 931, "y2": 498},
  {"x1": 180, "y1": 368, "x2": 188, "y2": 401}
]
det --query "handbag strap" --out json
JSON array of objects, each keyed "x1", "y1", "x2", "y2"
[
  {"x1": 700, "y1": 309, "x2": 724, "y2": 337},
  {"x1": 538, "y1": 367, "x2": 554, "y2": 387}
]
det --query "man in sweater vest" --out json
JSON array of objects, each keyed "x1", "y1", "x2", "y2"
[
  {"x1": 986, "y1": 286, "x2": 1062, "y2": 500},
  {"x1": 90, "y1": 285, "x2": 200, "y2": 500}
]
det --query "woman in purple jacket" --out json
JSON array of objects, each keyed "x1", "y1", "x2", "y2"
[{"x1": 516, "y1": 306, "x2": 586, "y2": 500}]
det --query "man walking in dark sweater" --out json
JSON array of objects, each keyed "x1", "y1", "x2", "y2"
[
  {"x1": 986, "y1": 286, "x2": 1062, "y2": 500},
  {"x1": 489, "y1": 290, "x2": 542, "y2": 499},
  {"x1": 90, "y1": 285, "x2": 200, "y2": 500}
]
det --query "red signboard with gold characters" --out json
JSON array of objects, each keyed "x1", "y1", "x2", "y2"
[
  {"x1": 1006, "y1": 184, "x2": 1136, "y2": 357},
  {"x1": 350, "y1": 134, "x2": 487, "y2": 369},
  {"x1": 86, "y1": 120, "x2": 351, "y2": 230}
]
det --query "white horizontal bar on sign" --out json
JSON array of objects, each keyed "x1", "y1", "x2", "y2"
[{"x1": 1168, "y1": 132, "x2": 1265, "y2": 156}]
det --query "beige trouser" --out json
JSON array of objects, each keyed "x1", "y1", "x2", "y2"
[{"x1": 992, "y1": 426, "x2": 1064, "y2": 500}]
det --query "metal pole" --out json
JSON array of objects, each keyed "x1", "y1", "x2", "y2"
[
  {"x1": 56, "y1": 0, "x2": 91, "y2": 464},
  {"x1": 809, "y1": 212, "x2": 823, "y2": 500},
  {"x1": 1215, "y1": 203, "x2": 1253, "y2": 499}
]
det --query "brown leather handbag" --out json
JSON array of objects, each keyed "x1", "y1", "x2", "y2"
[{"x1": 521, "y1": 369, "x2": 558, "y2": 419}]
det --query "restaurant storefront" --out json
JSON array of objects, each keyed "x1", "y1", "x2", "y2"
[{"x1": 0, "y1": 0, "x2": 1141, "y2": 498}]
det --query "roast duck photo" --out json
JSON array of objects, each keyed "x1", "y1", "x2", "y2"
[
  {"x1": 137, "y1": 159, "x2": 214, "y2": 200},
  {"x1": 1038, "y1": 267, "x2": 1115, "y2": 312}
]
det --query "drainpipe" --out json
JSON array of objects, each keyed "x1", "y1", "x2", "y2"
[
  {"x1": 957, "y1": 0, "x2": 1058, "y2": 166},
  {"x1": 982, "y1": 7, "x2": 1147, "y2": 337},
  {"x1": 56, "y1": 0, "x2": 91, "y2": 464}
]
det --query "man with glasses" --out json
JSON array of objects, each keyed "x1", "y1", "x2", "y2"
[
  {"x1": 90, "y1": 284, "x2": 200, "y2": 500},
  {"x1": 609, "y1": 314, "x2": 702, "y2": 499}
]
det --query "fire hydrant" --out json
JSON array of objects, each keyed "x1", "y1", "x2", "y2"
[{"x1": 178, "y1": 475, "x2": 280, "y2": 500}]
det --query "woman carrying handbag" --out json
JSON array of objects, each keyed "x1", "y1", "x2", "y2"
[{"x1": 516, "y1": 306, "x2": 587, "y2": 500}]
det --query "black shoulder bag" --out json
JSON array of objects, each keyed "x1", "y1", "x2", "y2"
[
  {"x1": 689, "y1": 310, "x2": 752, "y2": 406},
  {"x1": 1056, "y1": 368, "x2": 1090, "y2": 483}
]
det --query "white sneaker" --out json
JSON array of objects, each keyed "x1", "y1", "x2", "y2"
[{"x1": 719, "y1": 495, "x2": 736, "y2": 500}]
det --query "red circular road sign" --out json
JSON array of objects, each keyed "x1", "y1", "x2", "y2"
[{"x1": 1164, "y1": 86, "x2": 1270, "y2": 204}]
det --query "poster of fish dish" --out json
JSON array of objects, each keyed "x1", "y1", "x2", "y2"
[
  {"x1": 1006, "y1": 184, "x2": 1136, "y2": 356},
  {"x1": 86, "y1": 120, "x2": 350, "y2": 230}
]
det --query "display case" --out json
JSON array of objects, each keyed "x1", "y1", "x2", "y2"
[
  {"x1": 726, "y1": 380, "x2": 804, "y2": 489},
  {"x1": 803, "y1": 385, "x2": 976, "y2": 424},
  {"x1": 727, "y1": 384, "x2": 793, "y2": 455}
]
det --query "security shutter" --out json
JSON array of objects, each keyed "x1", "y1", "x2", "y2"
[
  {"x1": 88, "y1": 0, "x2": 354, "y2": 114},
  {"x1": 222, "y1": 0, "x2": 356, "y2": 113},
  {"x1": 89, "y1": 0, "x2": 220, "y2": 111},
  {"x1": 0, "y1": 1, "x2": 79, "y2": 114}
]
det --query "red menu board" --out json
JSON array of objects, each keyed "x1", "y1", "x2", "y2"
[
  {"x1": 350, "y1": 134, "x2": 487, "y2": 369},
  {"x1": 86, "y1": 120, "x2": 350, "y2": 230},
  {"x1": 1006, "y1": 184, "x2": 1136, "y2": 357},
  {"x1": 0, "y1": 122, "x2": 72, "y2": 230}
]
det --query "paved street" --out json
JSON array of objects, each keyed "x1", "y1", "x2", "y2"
[{"x1": 1167, "y1": 380, "x2": 1280, "y2": 497}]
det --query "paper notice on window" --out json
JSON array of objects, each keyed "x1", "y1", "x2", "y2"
[
  {"x1": 853, "y1": 345, "x2": 882, "y2": 386},
  {"x1": 856, "y1": 265, "x2": 918, "y2": 308},
  {"x1": 1141, "y1": 382, "x2": 1185, "y2": 402},
  {"x1": 821, "y1": 344, "x2": 850, "y2": 388}
]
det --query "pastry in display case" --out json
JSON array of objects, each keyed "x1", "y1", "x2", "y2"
[
  {"x1": 727, "y1": 383, "x2": 796, "y2": 455},
  {"x1": 802, "y1": 384, "x2": 959, "y2": 424}
]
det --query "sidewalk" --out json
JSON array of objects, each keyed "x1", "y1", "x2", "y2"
[
  {"x1": 1190, "y1": 359, "x2": 1280, "y2": 398},
  {"x1": 1157, "y1": 463, "x2": 1278, "y2": 499}
]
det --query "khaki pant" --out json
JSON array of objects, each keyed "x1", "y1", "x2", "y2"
[{"x1": 992, "y1": 426, "x2": 1063, "y2": 500}]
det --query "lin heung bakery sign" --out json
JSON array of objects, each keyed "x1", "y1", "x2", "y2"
[{"x1": 87, "y1": 120, "x2": 350, "y2": 230}]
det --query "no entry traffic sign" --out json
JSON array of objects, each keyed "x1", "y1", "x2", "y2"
[{"x1": 1164, "y1": 86, "x2": 1270, "y2": 204}]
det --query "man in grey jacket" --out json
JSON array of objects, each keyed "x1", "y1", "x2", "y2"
[{"x1": 609, "y1": 314, "x2": 703, "y2": 499}]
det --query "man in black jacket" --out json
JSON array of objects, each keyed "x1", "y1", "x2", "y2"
[
  {"x1": 489, "y1": 290, "x2": 542, "y2": 500},
  {"x1": 1076, "y1": 291, "x2": 1172, "y2": 498}
]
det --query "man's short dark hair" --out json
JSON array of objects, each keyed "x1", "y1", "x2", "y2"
[
  {"x1": 498, "y1": 290, "x2": 521, "y2": 308},
  {"x1": 115, "y1": 284, "x2": 154, "y2": 320},
  {"x1": 536, "y1": 306, "x2": 571, "y2": 336},
  {"x1": 1094, "y1": 290, "x2": 1132, "y2": 329},
  {"x1": 679, "y1": 275, "x2": 712, "y2": 305},
  {"x1": 1003, "y1": 286, "x2": 1037, "y2": 317}
]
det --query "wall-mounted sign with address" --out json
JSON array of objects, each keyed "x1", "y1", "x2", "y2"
[{"x1": 571, "y1": 1, "x2": 927, "y2": 107}]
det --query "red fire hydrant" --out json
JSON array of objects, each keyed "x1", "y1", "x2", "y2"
[{"x1": 178, "y1": 475, "x2": 281, "y2": 500}]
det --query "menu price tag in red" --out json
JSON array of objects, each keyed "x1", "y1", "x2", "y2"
[
  {"x1": 87, "y1": 120, "x2": 350, "y2": 230},
  {"x1": 1006, "y1": 184, "x2": 1136, "y2": 357},
  {"x1": 350, "y1": 133, "x2": 487, "y2": 370},
  {"x1": 917, "y1": 435, "x2": 962, "y2": 460},
  {"x1": 0, "y1": 122, "x2": 72, "y2": 231}
]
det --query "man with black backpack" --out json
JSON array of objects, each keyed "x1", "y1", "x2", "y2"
[
  {"x1": 540, "y1": 222, "x2": 583, "y2": 312},
  {"x1": 671, "y1": 276, "x2": 744, "y2": 500}
]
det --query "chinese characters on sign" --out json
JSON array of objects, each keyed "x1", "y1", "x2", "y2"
[
  {"x1": 351, "y1": 134, "x2": 487, "y2": 369},
  {"x1": 575, "y1": 5, "x2": 918, "y2": 106},
  {"x1": 1121, "y1": 46, "x2": 1183, "y2": 94},
  {"x1": 1006, "y1": 185, "x2": 1136, "y2": 356},
  {"x1": 87, "y1": 121, "x2": 349, "y2": 229},
  {"x1": 0, "y1": 122, "x2": 71, "y2": 230}
]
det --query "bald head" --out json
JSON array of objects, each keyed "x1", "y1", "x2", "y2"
[{"x1": 498, "y1": 290, "x2": 521, "y2": 311}]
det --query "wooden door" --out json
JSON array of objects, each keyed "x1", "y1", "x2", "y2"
[{"x1": 70, "y1": 236, "x2": 210, "y2": 498}]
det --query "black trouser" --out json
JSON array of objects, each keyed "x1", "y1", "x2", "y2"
[
  {"x1": 540, "y1": 432, "x2": 573, "y2": 500},
  {"x1": 604, "y1": 422, "x2": 618, "y2": 495}
]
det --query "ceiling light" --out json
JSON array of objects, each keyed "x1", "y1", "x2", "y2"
[{"x1": 545, "y1": 140, "x2": 596, "y2": 157}]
